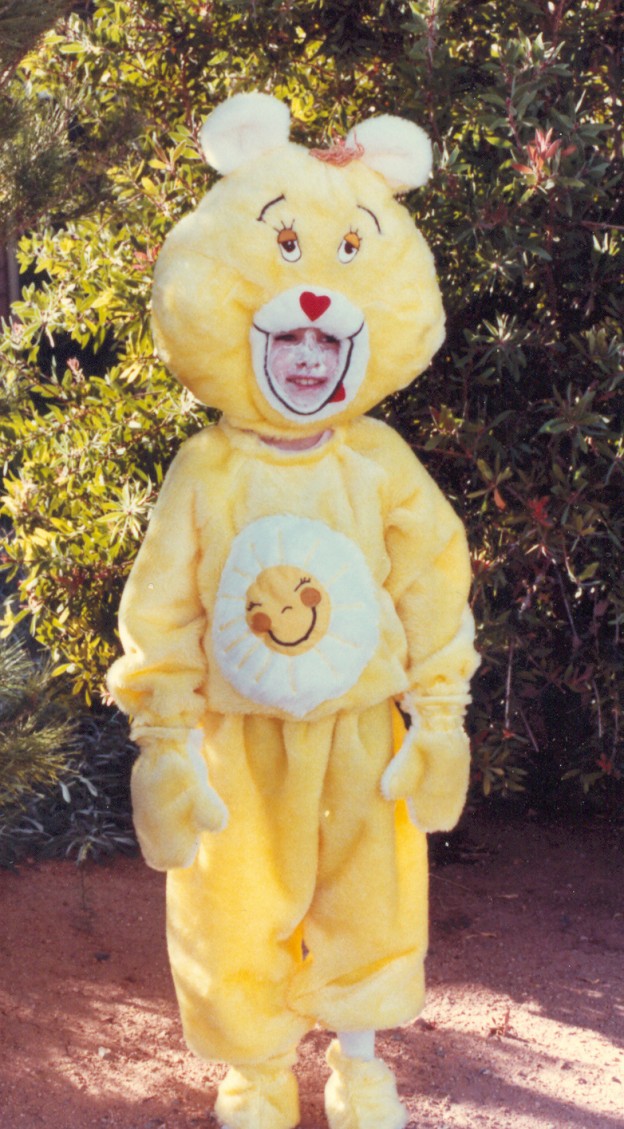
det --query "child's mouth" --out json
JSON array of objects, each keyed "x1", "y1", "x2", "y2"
[{"x1": 287, "y1": 376, "x2": 329, "y2": 387}]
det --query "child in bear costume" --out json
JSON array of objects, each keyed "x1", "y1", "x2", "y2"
[{"x1": 108, "y1": 92, "x2": 479, "y2": 1129}]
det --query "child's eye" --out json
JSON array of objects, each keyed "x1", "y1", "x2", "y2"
[
  {"x1": 277, "y1": 228, "x2": 302, "y2": 262},
  {"x1": 337, "y1": 231, "x2": 361, "y2": 264}
]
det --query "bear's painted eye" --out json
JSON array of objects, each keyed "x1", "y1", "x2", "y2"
[
  {"x1": 337, "y1": 231, "x2": 361, "y2": 264},
  {"x1": 277, "y1": 227, "x2": 302, "y2": 262}
]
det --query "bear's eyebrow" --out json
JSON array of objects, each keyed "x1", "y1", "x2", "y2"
[
  {"x1": 357, "y1": 204, "x2": 382, "y2": 234},
  {"x1": 257, "y1": 194, "x2": 287, "y2": 223}
]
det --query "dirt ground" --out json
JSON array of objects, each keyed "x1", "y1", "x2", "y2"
[{"x1": 1, "y1": 807, "x2": 623, "y2": 1129}]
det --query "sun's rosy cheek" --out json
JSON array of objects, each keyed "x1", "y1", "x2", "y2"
[{"x1": 250, "y1": 611, "x2": 272, "y2": 633}]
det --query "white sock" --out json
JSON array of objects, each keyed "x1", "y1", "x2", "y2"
[{"x1": 336, "y1": 1029, "x2": 376, "y2": 1061}]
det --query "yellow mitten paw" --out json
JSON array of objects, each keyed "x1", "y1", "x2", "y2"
[
  {"x1": 405, "y1": 727, "x2": 470, "y2": 833},
  {"x1": 380, "y1": 726, "x2": 425, "y2": 802},
  {"x1": 381, "y1": 696, "x2": 471, "y2": 834},
  {"x1": 131, "y1": 728, "x2": 228, "y2": 871}
]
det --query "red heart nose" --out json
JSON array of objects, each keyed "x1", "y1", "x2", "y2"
[{"x1": 300, "y1": 291, "x2": 331, "y2": 321}]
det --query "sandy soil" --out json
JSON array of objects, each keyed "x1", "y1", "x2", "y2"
[{"x1": 1, "y1": 808, "x2": 622, "y2": 1129}]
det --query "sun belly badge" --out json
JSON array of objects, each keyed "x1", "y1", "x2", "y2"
[{"x1": 213, "y1": 515, "x2": 380, "y2": 717}]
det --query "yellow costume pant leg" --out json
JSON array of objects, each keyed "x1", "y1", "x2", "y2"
[
  {"x1": 165, "y1": 704, "x2": 428, "y2": 1067},
  {"x1": 166, "y1": 711, "x2": 330, "y2": 1064},
  {"x1": 290, "y1": 704, "x2": 428, "y2": 1032}
]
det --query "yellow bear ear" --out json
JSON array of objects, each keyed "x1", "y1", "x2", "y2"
[
  {"x1": 345, "y1": 115, "x2": 433, "y2": 192},
  {"x1": 199, "y1": 91, "x2": 291, "y2": 175}
]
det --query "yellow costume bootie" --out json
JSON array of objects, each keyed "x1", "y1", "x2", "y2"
[
  {"x1": 214, "y1": 1050, "x2": 300, "y2": 1129},
  {"x1": 324, "y1": 1040, "x2": 407, "y2": 1129}
]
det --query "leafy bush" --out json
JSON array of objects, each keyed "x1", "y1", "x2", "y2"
[
  {"x1": 1, "y1": 708, "x2": 137, "y2": 866},
  {"x1": 0, "y1": 1, "x2": 622, "y2": 810},
  {"x1": 0, "y1": 631, "x2": 80, "y2": 822},
  {"x1": 0, "y1": 608, "x2": 136, "y2": 866}
]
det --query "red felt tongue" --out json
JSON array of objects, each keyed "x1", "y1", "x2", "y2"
[{"x1": 300, "y1": 291, "x2": 331, "y2": 321}]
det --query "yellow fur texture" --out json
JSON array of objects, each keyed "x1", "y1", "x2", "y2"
[{"x1": 108, "y1": 94, "x2": 479, "y2": 1089}]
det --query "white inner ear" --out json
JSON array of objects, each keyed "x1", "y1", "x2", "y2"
[
  {"x1": 346, "y1": 115, "x2": 433, "y2": 192},
  {"x1": 200, "y1": 92, "x2": 291, "y2": 175}
]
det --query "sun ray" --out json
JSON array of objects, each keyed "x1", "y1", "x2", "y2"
[
  {"x1": 234, "y1": 638, "x2": 263, "y2": 670},
  {"x1": 249, "y1": 540, "x2": 266, "y2": 570},
  {"x1": 325, "y1": 563, "x2": 350, "y2": 586},
  {"x1": 312, "y1": 645, "x2": 341, "y2": 675},
  {"x1": 302, "y1": 538, "x2": 322, "y2": 567},
  {"x1": 288, "y1": 657, "x2": 298, "y2": 697},
  {"x1": 218, "y1": 613, "x2": 248, "y2": 631},
  {"x1": 223, "y1": 631, "x2": 252, "y2": 653},
  {"x1": 253, "y1": 652, "x2": 273, "y2": 685},
  {"x1": 232, "y1": 565, "x2": 256, "y2": 581},
  {"x1": 325, "y1": 631, "x2": 362, "y2": 650}
]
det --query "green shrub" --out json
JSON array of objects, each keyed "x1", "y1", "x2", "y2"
[
  {"x1": 0, "y1": 620, "x2": 136, "y2": 866},
  {"x1": 0, "y1": 1, "x2": 622, "y2": 809},
  {"x1": 0, "y1": 632, "x2": 79, "y2": 811},
  {"x1": 0, "y1": 630, "x2": 79, "y2": 861},
  {"x1": 1, "y1": 708, "x2": 137, "y2": 866}
]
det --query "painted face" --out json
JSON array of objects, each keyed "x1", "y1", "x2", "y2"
[
  {"x1": 245, "y1": 565, "x2": 331, "y2": 655},
  {"x1": 267, "y1": 327, "x2": 343, "y2": 414},
  {"x1": 250, "y1": 285, "x2": 369, "y2": 423}
]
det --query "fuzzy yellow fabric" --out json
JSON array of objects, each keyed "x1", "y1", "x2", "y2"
[
  {"x1": 151, "y1": 145, "x2": 444, "y2": 438},
  {"x1": 129, "y1": 728, "x2": 228, "y2": 871},
  {"x1": 108, "y1": 417, "x2": 476, "y2": 727},
  {"x1": 324, "y1": 1040, "x2": 407, "y2": 1129},
  {"x1": 214, "y1": 1049, "x2": 300, "y2": 1129},
  {"x1": 108, "y1": 94, "x2": 480, "y2": 1077},
  {"x1": 383, "y1": 726, "x2": 471, "y2": 832},
  {"x1": 381, "y1": 610, "x2": 480, "y2": 831},
  {"x1": 165, "y1": 704, "x2": 428, "y2": 1065}
]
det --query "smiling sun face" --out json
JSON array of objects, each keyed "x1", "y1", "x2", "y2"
[
  {"x1": 212, "y1": 515, "x2": 380, "y2": 718},
  {"x1": 245, "y1": 565, "x2": 331, "y2": 656}
]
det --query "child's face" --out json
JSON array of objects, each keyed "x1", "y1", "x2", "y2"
[{"x1": 267, "y1": 327, "x2": 342, "y2": 414}]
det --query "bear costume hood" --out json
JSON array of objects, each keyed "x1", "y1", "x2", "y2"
[{"x1": 151, "y1": 92, "x2": 445, "y2": 438}]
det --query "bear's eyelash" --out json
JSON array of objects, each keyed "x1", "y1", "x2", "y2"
[
  {"x1": 273, "y1": 219, "x2": 297, "y2": 234},
  {"x1": 344, "y1": 229, "x2": 362, "y2": 248},
  {"x1": 247, "y1": 600, "x2": 262, "y2": 611},
  {"x1": 294, "y1": 576, "x2": 311, "y2": 591}
]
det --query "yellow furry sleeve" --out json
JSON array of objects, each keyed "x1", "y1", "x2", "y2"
[
  {"x1": 107, "y1": 441, "x2": 208, "y2": 729},
  {"x1": 378, "y1": 425, "x2": 479, "y2": 703}
]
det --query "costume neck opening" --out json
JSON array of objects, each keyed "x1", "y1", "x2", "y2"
[{"x1": 251, "y1": 429, "x2": 333, "y2": 452}]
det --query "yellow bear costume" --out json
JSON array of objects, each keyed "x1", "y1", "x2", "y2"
[{"x1": 108, "y1": 93, "x2": 479, "y2": 1129}]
